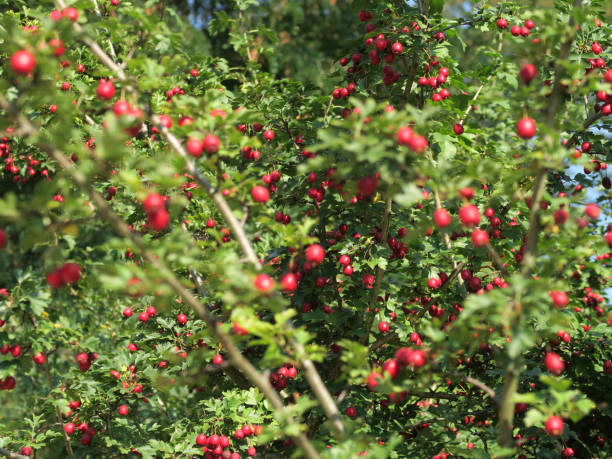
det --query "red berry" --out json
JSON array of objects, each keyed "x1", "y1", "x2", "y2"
[
  {"x1": 196, "y1": 434, "x2": 207, "y2": 446},
  {"x1": 550, "y1": 291, "x2": 568, "y2": 308},
  {"x1": 186, "y1": 138, "x2": 203, "y2": 157},
  {"x1": 305, "y1": 244, "x2": 325, "y2": 265},
  {"x1": 143, "y1": 193, "x2": 165, "y2": 213},
  {"x1": 254, "y1": 274, "x2": 275, "y2": 293},
  {"x1": 433, "y1": 208, "x2": 451, "y2": 227},
  {"x1": 459, "y1": 204, "x2": 480, "y2": 226},
  {"x1": 64, "y1": 423, "x2": 76, "y2": 435},
  {"x1": 202, "y1": 134, "x2": 220, "y2": 154},
  {"x1": 251, "y1": 185, "x2": 269, "y2": 203},
  {"x1": 517, "y1": 117, "x2": 536, "y2": 139},
  {"x1": 519, "y1": 64, "x2": 537, "y2": 84},
  {"x1": 471, "y1": 229, "x2": 489, "y2": 247},
  {"x1": 10, "y1": 50, "x2": 36, "y2": 75},
  {"x1": 212, "y1": 354, "x2": 223, "y2": 365},
  {"x1": 544, "y1": 352, "x2": 565, "y2": 375},
  {"x1": 59, "y1": 263, "x2": 80, "y2": 284},
  {"x1": 118, "y1": 405, "x2": 129, "y2": 416},
  {"x1": 281, "y1": 273, "x2": 297, "y2": 291},
  {"x1": 97, "y1": 81, "x2": 116, "y2": 100},
  {"x1": 346, "y1": 406, "x2": 357, "y2": 418},
  {"x1": 544, "y1": 415, "x2": 564, "y2": 436}
]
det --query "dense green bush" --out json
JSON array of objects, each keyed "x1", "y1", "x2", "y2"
[{"x1": 0, "y1": 0, "x2": 611, "y2": 458}]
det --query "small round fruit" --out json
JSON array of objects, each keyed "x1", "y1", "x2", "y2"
[
  {"x1": 459, "y1": 204, "x2": 480, "y2": 226},
  {"x1": 10, "y1": 50, "x2": 36, "y2": 75},
  {"x1": 97, "y1": 81, "x2": 116, "y2": 100},
  {"x1": 254, "y1": 274, "x2": 275, "y2": 293},
  {"x1": 202, "y1": 134, "x2": 220, "y2": 154},
  {"x1": 471, "y1": 229, "x2": 489, "y2": 247},
  {"x1": 212, "y1": 354, "x2": 223, "y2": 365},
  {"x1": 433, "y1": 208, "x2": 451, "y2": 228},
  {"x1": 143, "y1": 193, "x2": 165, "y2": 213},
  {"x1": 186, "y1": 138, "x2": 203, "y2": 157},
  {"x1": 544, "y1": 415, "x2": 564, "y2": 436},
  {"x1": 545, "y1": 352, "x2": 565, "y2": 375},
  {"x1": 550, "y1": 291, "x2": 568, "y2": 308},
  {"x1": 281, "y1": 273, "x2": 297, "y2": 291},
  {"x1": 251, "y1": 186, "x2": 269, "y2": 203},
  {"x1": 378, "y1": 321, "x2": 389, "y2": 333},
  {"x1": 118, "y1": 405, "x2": 129, "y2": 416},
  {"x1": 346, "y1": 406, "x2": 357, "y2": 418},
  {"x1": 177, "y1": 313, "x2": 188, "y2": 325},
  {"x1": 305, "y1": 244, "x2": 325, "y2": 265},
  {"x1": 517, "y1": 117, "x2": 536, "y2": 139}
]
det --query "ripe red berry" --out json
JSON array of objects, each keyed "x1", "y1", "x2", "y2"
[
  {"x1": 471, "y1": 229, "x2": 489, "y2": 247},
  {"x1": 32, "y1": 352, "x2": 45, "y2": 365},
  {"x1": 143, "y1": 193, "x2": 165, "y2": 213},
  {"x1": 357, "y1": 176, "x2": 378, "y2": 197},
  {"x1": 254, "y1": 274, "x2": 275, "y2": 293},
  {"x1": 458, "y1": 204, "x2": 480, "y2": 226},
  {"x1": 186, "y1": 138, "x2": 203, "y2": 157},
  {"x1": 397, "y1": 126, "x2": 414, "y2": 145},
  {"x1": 251, "y1": 185, "x2": 269, "y2": 203},
  {"x1": 62, "y1": 7, "x2": 79, "y2": 21},
  {"x1": 281, "y1": 273, "x2": 297, "y2": 291},
  {"x1": 346, "y1": 406, "x2": 357, "y2": 418},
  {"x1": 545, "y1": 352, "x2": 565, "y2": 375},
  {"x1": 453, "y1": 123, "x2": 464, "y2": 135},
  {"x1": 517, "y1": 117, "x2": 536, "y2": 139},
  {"x1": 378, "y1": 321, "x2": 389, "y2": 333},
  {"x1": 196, "y1": 434, "x2": 207, "y2": 446},
  {"x1": 177, "y1": 313, "x2": 188, "y2": 325},
  {"x1": 305, "y1": 244, "x2": 325, "y2": 265},
  {"x1": 118, "y1": 405, "x2": 129, "y2": 416},
  {"x1": 10, "y1": 50, "x2": 36, "y2": 75},
  {"x1": 592, "y1": 41, "x2": 602, "y2": 54},
  {"x1": 520, "y1": 64, "x2": 537, "y2": 84},
  {"x1": 545, "y1": 415, "x2": 564, "y2": 436},
  {"x1": 147, "y1": 209, "x2": 169, "y2": 231},
  {"x1": 212, "y1": 354, "x2": 223, "y2": 365},
  {"x1": 202, "y1": 134, "x2": 220, "y2": 154},
  {"x1": 60, "y1": 263, "x2": 81, "y2": 284},
  {"x1": 263, "y1": 129, "x2": 274, "y2": 141},
  {"x1": 123, "y1": 307, "x2": 133, "y2": 318},
  {"x1": 496, "y1": 18, "x2": 508, "y2": 30},
  {"x1": 550, "y1": 291, "x2": 568, "y2": 308},
  {"x1": 585, "y1": 203, "x2": 600, "y2": 219},
  {"x1": 64, "y1": 422, "x2": 76, "y2": 435},
  {"x1": 97, "y1": 81, "x2": 116, "y2": 100},
  {"x1": 433, "y1": 208, "x2": 451, "y2": 228}
]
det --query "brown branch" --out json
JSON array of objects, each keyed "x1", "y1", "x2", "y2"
[
  {"x1": 43, "y1": 6, "x2": 344, "y2": 445},
  {"x1": 0, "y1": 448, "x2": 29, "y2": 459},
  {"x1": 360, "y1": 195, "x2": 393, "y2": 346},
  {"x1": 1, "y1": 101, "x2": 319, "y2": 459},
  {"x1": 486, "y1": 243, "x2": 509, "y2": 277}
]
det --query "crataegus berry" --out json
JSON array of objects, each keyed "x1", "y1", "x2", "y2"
[
  {"x1": 517, "y1": 117, "x2": 536, "y2": 139},
  {"x1": 10, "y1": 50, "x2": 36, "y2": 75}
]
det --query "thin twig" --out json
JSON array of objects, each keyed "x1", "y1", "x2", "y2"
[
  {"x1": 1, "y1": 102, "x2": 319, "y2": 459},
  {"x1": 0, "y1": 448, "x2": 29, "y2": 459}
]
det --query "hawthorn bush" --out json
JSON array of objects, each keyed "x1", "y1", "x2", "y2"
[{"x1": 0, "y1": 0, "x2": 611, "y2": 458}]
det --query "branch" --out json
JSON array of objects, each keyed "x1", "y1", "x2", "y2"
[
  {"x1": 1, "y1": 100, "x2": 319, "y2": 459},
  {"x1": 153, "y1": 118, "x2": 261, "y2": 268},
  {"x1": 360, "y1": 195, "x2": 393, "y2": 346},
  {"x1": 55, "y1": 0, "x2": 127, "y2": 82},
  {"x1": 486, "y1": 243, "x2": 509, "y2": 277},
  {"x1": 0, "y1": 448, "x2": 28, "y2": 459},
  {"x1": 44, "y1": 7, "x2": 344, "y2": 445}
]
